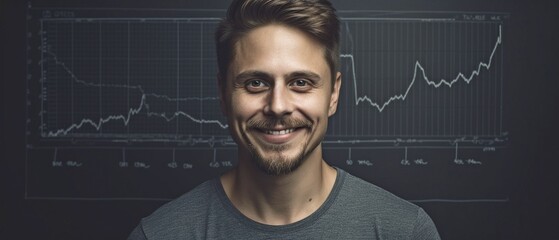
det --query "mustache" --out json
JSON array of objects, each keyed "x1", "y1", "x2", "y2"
[{"x1": 247, "y1": 117, "x2": 312, "y2": 130}]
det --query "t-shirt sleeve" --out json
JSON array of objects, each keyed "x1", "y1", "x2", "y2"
[
  {"x1": 127, "y1": 223, "x2": 148, "y2": 240},
  {"x1": 411, "y1": 208, "x2": 441, "y2": 240}
]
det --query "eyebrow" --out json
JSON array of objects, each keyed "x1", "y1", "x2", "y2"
[
  {"x1": 234, "y1": 70, "x2": 322, "y2": 81},
  {"x1": 234, "y1": 70, "x2": 272, "y2": 82},
  {"x1": 287, "y1": 71, "x2": 322, "y2": 81}
]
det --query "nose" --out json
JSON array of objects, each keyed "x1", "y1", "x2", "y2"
[{"x1": 263, "y1": 85, "x2": 294, "y2": 118}]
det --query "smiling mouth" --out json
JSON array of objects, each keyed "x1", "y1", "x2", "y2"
[
  {"x1": 247, "y1": 118, "x2": 312, "y2": 144},
  {"x1": 254, "y1": 127, "x2": 302, "y2": 144},
  {"x1": 264, "y1": 128, "x2": 295, "y2": 135}
]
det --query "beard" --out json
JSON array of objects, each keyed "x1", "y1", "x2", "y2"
[
  {"x1": 248, "y1": 138, "x2": 308, "y2": 176},
  {"x1": 245, "y1": 117, "x2": 313, "y2": 176}
]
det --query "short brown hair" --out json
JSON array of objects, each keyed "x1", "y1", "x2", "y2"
[{"x1": 215, "y1": 0, "x2": 340, "y2": 85}]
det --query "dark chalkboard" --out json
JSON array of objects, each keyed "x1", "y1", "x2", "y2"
[{"x1": 2, "y1": 0, "x2": 558, "y2": 239}]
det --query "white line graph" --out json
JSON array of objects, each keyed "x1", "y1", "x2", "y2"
[
  {"x1": 26, "y1": 9, "x2": 510, "y2": 202},
  {"x1": 38, "y1": 17, "x2": 505, "y2": 139},
  {"x1": 40, "y1": 20, "x2": 228, "y2": 138},
  {"x1": 44, "y1": 50, "x2": 227, "y2": 137},
  {"x1": 328, "y1": 20, "x2": 504, "y2": 137},
  {"x1": 341, "y1": 25, "x2": 502, "y2": 112}
]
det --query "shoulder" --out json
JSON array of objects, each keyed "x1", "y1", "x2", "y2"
[
  {"x1": 148, "y1": 180, "x2": 215, "y2": 220},
  {"x1": 330, "y1": 170, "x2": 440, "y2": 239},
  {"x1": 339, "y1": 170, "x2": 418, "y2": 213},
  {"x1": 138, "y1": 180, "x2": 220, "y2": 238}
]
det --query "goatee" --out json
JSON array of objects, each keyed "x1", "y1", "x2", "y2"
[{"x1": 245, "y1": 117, "x2": 312, "y2": 176}]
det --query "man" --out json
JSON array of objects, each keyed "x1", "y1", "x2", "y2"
[{"x1": 129, "y1": 0, "x2": 440, "y2": 239}]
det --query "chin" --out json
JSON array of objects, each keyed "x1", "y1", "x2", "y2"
[{"x1": 249, "y1": 144, "x2": 308, "y2": 176}]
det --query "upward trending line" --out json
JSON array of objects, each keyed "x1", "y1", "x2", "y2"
[{"x1": 340, "y1": 25, "x2": 502, "y2": 112}]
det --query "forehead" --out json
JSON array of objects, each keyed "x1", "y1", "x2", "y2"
[{"x1": 227, "y1": 24, "x2": 330, "y2": 80}]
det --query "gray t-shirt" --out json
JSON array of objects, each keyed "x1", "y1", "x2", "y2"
[{"x1": 129, "y1": 168, "x2": 440, "y2": 239}]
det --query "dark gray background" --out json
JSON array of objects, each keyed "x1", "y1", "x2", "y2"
[{"x1": 2, "y1": 0, "x2": 558, "y2": 239}]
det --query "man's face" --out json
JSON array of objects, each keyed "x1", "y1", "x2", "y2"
[{"x1": 221, "y1": 24, "x2": 341, "y2": 175}]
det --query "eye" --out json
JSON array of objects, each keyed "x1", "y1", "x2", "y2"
[
  {"x1": 289, "y1": 79, "x2": 312, "y2": 92},
  {"x1": 245, "y1": 79, "x2": 269, "y2": 93},
  {"x1": 294, "y1": 80, "x2": 307, "y2": 86}
]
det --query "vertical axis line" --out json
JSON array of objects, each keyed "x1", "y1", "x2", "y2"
[
  {"x1": 477, "y1": 22, "x2": 482, "y2": 135},
  {"x1": 199, "y1": 23, "x2": 204, "y2": 135},
  {"x1": 176, "y1": 21, "x2": 180, "y2": 135},
  {"x1": 98, "y1": 21, "x2": 103, "y2": 134},
  {"x1": 478, "y1": 22, "x2": 483, "y2": 136},
  {"x1": 416, "y1": 21, "x2": 421, "y2": 136},
  {"x1": 54, "y1": 23, "x2": 59, "y2": 130},
  {"x1": 366, "y1": 21, "x2": 370, "y2": 135},
  {"x1": 494, "y1": 22, "x2": 498, "y2": 136},
  {"x1": 404, "y1": 147, "x2": 408, "y2": 161},
  {"x1": 431, "y1": 22, "x2": 435, "y2": 136},
  {"x1": 71, "y1": 21, "x2": 74, "y2": 127},
  {"x1": 53, "y1": 147, "x2": 58, "y2": 162},
  {"x1": 499, "y1": 24, "x2": 504, "y2": 135},
  {"x1": 213, "y1": 148, "x2": 217, "y2": 165},
  {"x1": 469, "y1": 22, "x2": 474, "y2": 136},
  {"x1": 354, "y1": 22, "x2": 359, "y2": 136},
  {"x1": 405, "y1": 21, "x2": 409, "y2": 136},
  {"x1": 441, "y1": 23, "x2": 450, "y2": 136},
  {"x1": 411, "y1": 21, "x2": 415, "y2": 136},
  {"x1": 396, "y1": 21, "x2": 401, "y2": 136},
  {"x1": 379, "y1": 21, "x2": 384, "y2": 136},
  {"x1": 399, "y1": 21, "x2": 404, "y2": 136},
  {"x1": 457, "y1": 22, "x2": 461, "y2": 136},
  {"x1": 450, "y1": 22, "x2": 454, "y2": 136},
  {"x1": 127, "y1": 21, "x2": 130, "y2": 137},
  {"x1": 432, "y1": 21, "x2": 436, "y2": 135},
  {"x1": 368, "y1": 22, "x2": 372, "y2": 135},
  {"x1": 483, "y1": 22, "x2": 488, "y2": 136},
  {"x1": 438, "y1": 21, "x2": 442, "y2": 136},
  {"x1": 370, "y1": 22, "x2": 374, "y2": 135},
  {"x1": 393, "y1": 21, "x2": 397, "y2": 136},
  {"x1": 353, "y1": 21, "x2": 357, "y2": 136},
  {"x1": 40, "y1": 19, "x2": 45, "y2": 136},
  {"x1": 351, "y1": 22, "x2": 357, "y2": 136},
  {"x1": 354, "y1": 22, "x2": 358, "y2": 136},
  {"x1": 419, "y1": 22, "x2": 423, "y2": 136}
]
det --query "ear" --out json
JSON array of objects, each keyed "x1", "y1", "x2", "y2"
[{"x1": 328, "y1": 72, "x2": 342, "y2": 117}]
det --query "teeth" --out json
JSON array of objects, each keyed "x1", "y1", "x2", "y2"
[{"x1": 265, "y1": 129, "x2": 295, "y2": 135}]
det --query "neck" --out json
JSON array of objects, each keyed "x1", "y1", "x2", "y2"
[{"x1": 221, "y1": 147, "x2": 337, "y2": 225}]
